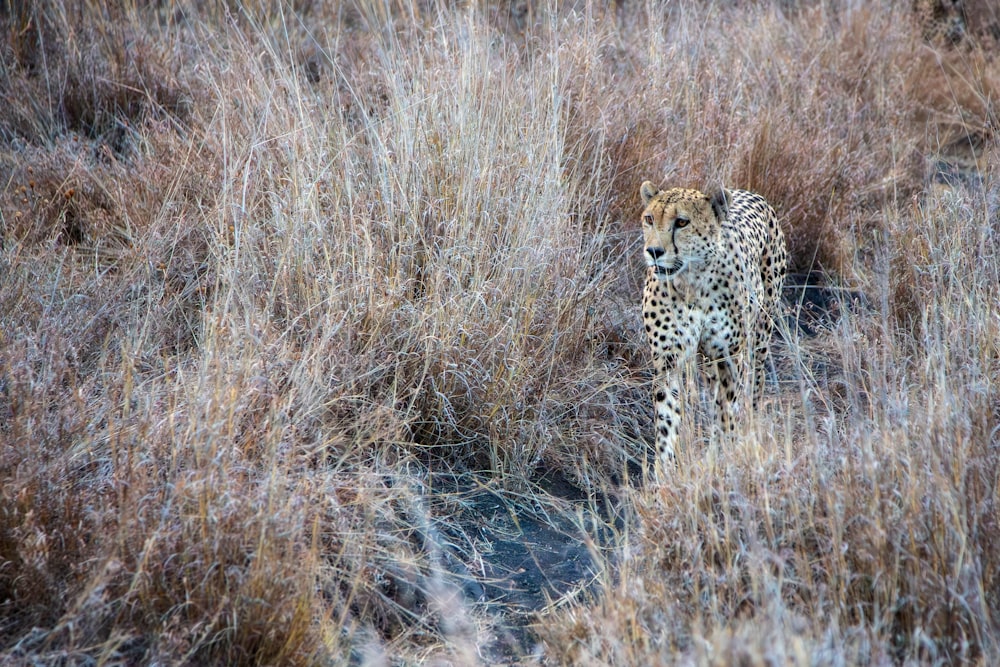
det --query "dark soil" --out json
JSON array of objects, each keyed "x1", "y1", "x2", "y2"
[{"x1": 422, "y1": 469, "x2": 621, "y2": 663}]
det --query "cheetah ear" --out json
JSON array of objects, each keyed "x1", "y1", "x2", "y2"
[
  {"x1": 640, "y1": 181, "x2": 659, "y2": 206},
  {"x1": 710, "y1": 188, "x2": 731, "y2": 222}
]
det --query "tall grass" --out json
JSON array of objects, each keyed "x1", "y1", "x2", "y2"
[{"x1": 1, "y1": 0, "x2": 998, "y2": 664}]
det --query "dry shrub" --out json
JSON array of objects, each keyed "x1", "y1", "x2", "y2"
[
  {"x1": 555, "y1": 4, "x2": 928, "y2": 278},
  {"x1": 541, "y1": 370, "x2": 1000, "y2": 664},
  {"x1": 907, "y1": 44, "x2": 999, "y2": 169},
  {"x1": 553, "y1": 2, "x2": 992, "y2": 285},
  {"x1": 720, "y1": 5, "x2": 925, "y2": 278},
  {"x1": 2, "y1": 0, "x2": 999, "y2": 663},
  {"x1": 0, "y1": 3, "x2": 323, "y2": 661},
  {"x1": 0, "y1": 1, "x2": 218, "y2": 358},
  {"x1": 0, "y1": 340, "x2": 104, "y2": 637},
  {"x1": 2, "y1": 332, "x2": 331, "y2": 663},
  {"x1": 246, "y1": 9, "x2": 644, "y2": 478},
  {"x1": 0, "y1": 1, "x2": 190, "y2": 153},
  {"x1": 883, "y1": 22, "x2": 1000, "y2": 333},
  {"x1": 0, "y1": 129, "x2": 222, "y2": 358}
]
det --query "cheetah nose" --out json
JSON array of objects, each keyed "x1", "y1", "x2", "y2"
[{"x1": 646, "y1": 247, "x2": 665, "y2": 260}]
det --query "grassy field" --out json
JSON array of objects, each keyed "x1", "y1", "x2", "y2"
[{"x1": 1, "y1": 0, "x2": 999, "y2": 664}]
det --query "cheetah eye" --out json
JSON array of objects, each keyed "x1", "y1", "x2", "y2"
[
  {"x1": 642, "y1": 214, "x2": 653, "y2": 226},
  {"x1": 675, "y1": 216, "x2": 690, "y2": 228}
]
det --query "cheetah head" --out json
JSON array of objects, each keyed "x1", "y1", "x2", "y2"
[{"x1": 639, "y1": 181, "x2": 729, "y2": 281}]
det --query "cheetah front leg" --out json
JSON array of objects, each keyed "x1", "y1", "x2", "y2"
[
  {"x1": 652, "y1": 357, "x2": 682, "y2": 477},
  {"x1": 651, "y1": 345, "x2": 696, "y2": 480},
  {"x1": 705, "y1": 353, "x2": 743, "y2": 443}
]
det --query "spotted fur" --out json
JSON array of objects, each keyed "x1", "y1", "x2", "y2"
[{"x1": 639, "y1": 181, "x2": 787, "y2": 478}]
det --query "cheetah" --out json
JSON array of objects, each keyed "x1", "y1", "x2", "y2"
[
  {"x1": 912, "y1": 0, "x2": 999, "y2": 49},
  {"x1": 913, "y1": 0, "x2": 967, "y2": 46},
  {"x1": 639, "y1": 181, "x2": 787, "y2": 478}
]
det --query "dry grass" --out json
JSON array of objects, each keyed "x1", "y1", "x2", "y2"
[{"x1": 1, "y1": 0, "x2": 998, "y2": 664}]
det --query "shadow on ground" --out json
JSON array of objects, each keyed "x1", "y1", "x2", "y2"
[{"x1": 425, "y1": 469, "x2": 623, "y2": 662}]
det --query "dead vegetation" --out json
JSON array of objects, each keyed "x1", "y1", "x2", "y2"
[{"x1": 1, "y1": 0, "x2": 998, "y2": 664}]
